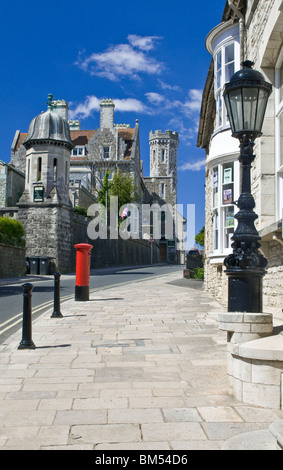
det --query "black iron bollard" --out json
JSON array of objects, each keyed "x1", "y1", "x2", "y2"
[
  {"x1": 51, "y1": 272, "x2": 63, "y2": 318},
  {"x1": 18, "y1": 283, "x2": 36, "y2": 350}
]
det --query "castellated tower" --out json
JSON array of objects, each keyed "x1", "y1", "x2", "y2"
[
  {"x1": 17, "y1": 96, "x2": 75, "y2": 272},
  {"x1": 143, "y1": 130, "x2": 179, "y2": 263},
  {"x1": 148, "y1": 130, "x2": 179, "y2": 206}
]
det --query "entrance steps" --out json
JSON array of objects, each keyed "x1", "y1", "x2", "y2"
[{"x1": 222, "y1": 420, "x2": 283, "y2": 450}]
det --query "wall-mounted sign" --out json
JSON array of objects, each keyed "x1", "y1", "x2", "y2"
[{"x1": 33, "y1": 185, "x2": 44, "y2": 202}]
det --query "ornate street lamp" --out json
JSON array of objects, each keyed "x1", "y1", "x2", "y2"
[{"x1": 223, "y1": 60, "x2": 272, "y2": 312}]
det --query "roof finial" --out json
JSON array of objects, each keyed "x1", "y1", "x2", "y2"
[{"x1": 46, "y1": 94, "x2": 56, "y2": 110}]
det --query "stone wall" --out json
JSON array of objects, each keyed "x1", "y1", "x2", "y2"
[
  {"x1": 204, "y1": 260, "x2": 228, "y2": 308},
  {"x1": 72, "y1": 213, "x2": 160, "y2": 269},
  {"x1": 5, "y1": 205, "x2": 160, "y2": 276},
  {"x1": 91, "y1": 237, "x2": 160, "y2": 268},
  {"x1": 263, "y1": 241, "x2": 283, "y2": 317},
  {"x1": 0, "y1": 243, "x2": 25, "y2": 277},
  {"x1": 17, "y1": 203, "x2": 73, "y2": 273}
]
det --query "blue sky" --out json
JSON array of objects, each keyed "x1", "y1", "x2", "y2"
[{"x1": 0, "y1": 0, "x2": 226, "y2": 240}]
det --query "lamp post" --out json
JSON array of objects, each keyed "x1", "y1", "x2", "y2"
[{"x1": 223, "y1": 60, "x2": 272, "y2": 312}]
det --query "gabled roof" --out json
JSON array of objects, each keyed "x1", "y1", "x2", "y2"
[{"x1": 70, "y1": 130, "x2": 97, "y2": 146}]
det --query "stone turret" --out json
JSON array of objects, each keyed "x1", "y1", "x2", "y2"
[
  {"x1": 21, "y1": 94, "x2": 74, "y2": 206},
  {"x1": 17, "y1": 95, "x2": 74, "y2": 272}
]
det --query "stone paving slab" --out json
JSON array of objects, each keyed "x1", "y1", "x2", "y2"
[{"x1": 0, "y1": 271, "x2": 283, "y2": 450}]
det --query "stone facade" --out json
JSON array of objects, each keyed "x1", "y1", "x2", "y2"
[
  {"x1": 144, "y1": 130, "x2": 178, "y2": 205},
  {"x1": 198, "y1": 0, "x2": 283, "y2": 320},
  {"x1": 17, "y1": 204, "x2": 73, "y2": 273},
  {"x1": 245, "y1": 0, "x2": 283, "y2": 319}
]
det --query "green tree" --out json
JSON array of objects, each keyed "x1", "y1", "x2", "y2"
[
  {"x1": 195, "y1": 226, "x2": 205, "y2": 248},
  {"x1": 98, "y1": 171, "x2": 112, "y2": 208},
  {"x1": 109, "y1": 169, "x2": 135, "y2": 209}
]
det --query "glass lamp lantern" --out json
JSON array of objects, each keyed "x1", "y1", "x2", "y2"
[{"x1": 223, "y1": 60, "x2": 272, "y2": 142}]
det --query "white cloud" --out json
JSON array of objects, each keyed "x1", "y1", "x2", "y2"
[
  {"x1": 127, "y1": 34, "x2": 162, "y2": 51},
  {"x1": 145, "y1": 92, "x2": 165, "y2": 105},
  {"x1": 158, "y1": 80, "x2": 181, "y2": 92},
  {"x1": 114, "y1": 98, "x2": 150, "y2": 113},
  {"x1": 76, "y1": 36, "x2": 163, "y2": 82},
  {"x1": 143, "y1": 88, "x2": 202, "y2": 117},
  {"x1": 69, "y1": 95, "x2": 150, "y2": 120},
  {"x1": 183, "y1": 89, "x2": 203, "y2": 113},
  {"x1": 69, "y1": 96, "x2": 101, "y2": 119},
  {"x1": 178, "y1": 159, "x2": 206, "y2": 172},
  {"x1": 166, "y1": 89, "x2": 202, "y2": 117}
]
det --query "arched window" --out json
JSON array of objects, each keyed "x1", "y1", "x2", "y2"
[
  {"x1": 27, "y1": 159, "x2": 30, "y2": 183},
  {"x1": 53, "y1": 158, "x2": 57, "y2": 182},
  {"x1": 37, "y1": 157, "x2": 42, "y2": 181}
]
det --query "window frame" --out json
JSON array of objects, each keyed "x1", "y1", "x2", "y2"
[
  {"x1": 214, "y1": 40, "x2": 240, "y2": 131},
  {"x1": 211, "y1": 159, "x2": 240, "y2": 255},
  {"x1": 275, "y1": 48, "x2": 283, "y2": 221},
  {"x1": 72, "y1": 146, "x2": 86, "y2": 157},
  {"x1": 160, "y1": 182, "x2": 166, "y2": 199},
  {"x1": 103, "y1": 146, "x2": 110, "y2": 160}
]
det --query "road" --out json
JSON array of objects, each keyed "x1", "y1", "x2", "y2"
[{"x1": 0, "y1": 264, "x2": 183, "y2": 345}]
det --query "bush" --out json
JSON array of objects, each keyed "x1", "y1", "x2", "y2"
[
  {"x1": 192, "y1": 267, "x2": 204, "y2": 280},
  {"x1": 73, "y1": 206, "x2": 88, "y2": 217},
  {"x1": 0, "y1": 217, "x2": 25, "y2": 247}
]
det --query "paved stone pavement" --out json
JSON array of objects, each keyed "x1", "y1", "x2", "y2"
[{"x1": 0, "y1": 271, "x2": 282, "y2": 450}]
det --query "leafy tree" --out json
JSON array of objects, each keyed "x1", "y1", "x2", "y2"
[
  {"x1": 109, "y1": 169, "x2": 135, "y2": 209},
  {"x1": 98, "y1": 171, "x2": 112, "y2": 208},
  {"x1": 195, "y1": 226, "x2": 205, "y2": 248}
]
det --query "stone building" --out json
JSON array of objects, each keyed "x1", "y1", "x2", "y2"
[
  {"x1": 0, "y1": 160, "x2": 25, "y2": 209},
  {"x1": 198, "y1": 0, "x2": 283, "y2": 321},
  {"x1": 5, "y1": 95, "x2": 184, "y2": 269}
]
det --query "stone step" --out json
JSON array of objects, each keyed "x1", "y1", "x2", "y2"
[
  {"x1": 221, "y1": 429, "x2": 278, "y2": 451},
  {"x1": 270, "y1": 420, "x2": 283, "y2": 450}
]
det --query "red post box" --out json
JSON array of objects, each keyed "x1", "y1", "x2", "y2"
[{"x1": 74, "y1": 243, "x2": 93, "y2": 301}]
